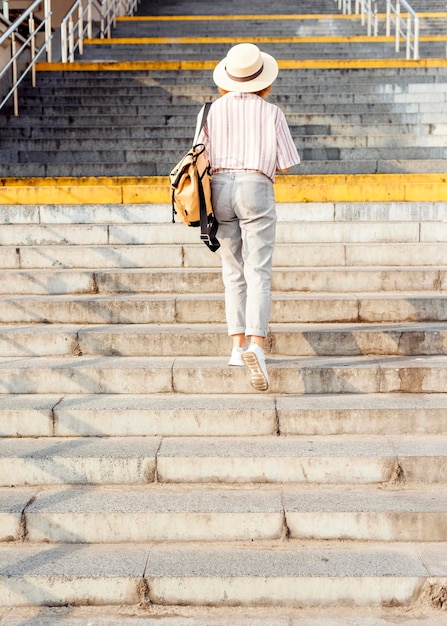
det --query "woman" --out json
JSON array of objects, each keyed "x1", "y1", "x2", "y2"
[{"x1": 196, "y1": 43, "x2": 300, "y2": 392}]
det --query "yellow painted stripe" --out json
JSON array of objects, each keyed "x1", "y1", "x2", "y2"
[
  {"x1": 36, "y1": 58, "x2": 447, "y2": 72},
  {"x1": 116, "y1": 14, "x2": 362, "y2": 21},
  {"x1": 84, "y1": 34, "x2": 447, "y2": 45},
  {"x1": 1, "y1": 174, "x2": 445, "y2": 205},
  {"x1": 116, "y1": 12, "x2": 447, "y2": 20}
]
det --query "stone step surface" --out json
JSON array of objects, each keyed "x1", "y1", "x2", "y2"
[
  {"x1": 2, "y1": 434, "x2": 447, "y2": 486},
  {"x1": 0, "y1": 266, "x2": 445, "y2": 295},
  {"x1": 2, "y1": 242, "x2": 447, "y2": 269},
  {"x1": 1, "y1": 158, "x2": 446, "y2": 177},
  {"x1": 3, "y1": 484, "x2": 447, "y2": 543},
  {"x1": 3, "y1": 220, "x2": 444, "y2": 246},
  {"x1": 1, "y1": 612, "x2": 447, "y2": 626},
  {"x1": 3, "y1": 132, "x2": 447, "y2": 152},
  {"x1": 1, "y1": 322, "x2": 446, "y2": 357},
  {"x1": 1, "y1": 542, "x2": 447, "y2": 608},
  {"x1": 2, "y1": 392, "x2": 446, "y2": 438},
  {"x1": 0, "y1": 293, "x2": 445, "y2": 324},
  {"x1": 0, "y1": 354, "x2": 447, "y2": 395}
]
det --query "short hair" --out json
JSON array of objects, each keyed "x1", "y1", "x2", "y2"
[{"x1": 218, "y1": 86, "x2": 272, "y2": 97}]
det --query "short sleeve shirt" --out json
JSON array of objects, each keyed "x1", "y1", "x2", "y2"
[{"x1": 196, "y1": 91, "x2": 300, "y2": 181}]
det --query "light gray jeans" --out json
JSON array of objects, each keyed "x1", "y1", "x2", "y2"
[{"x1": 211, "y1": 171, "x2": 276, "y2": 338}]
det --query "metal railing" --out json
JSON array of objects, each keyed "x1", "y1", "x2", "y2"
[
  {"x1": 61, "y1": 0, "x2": 140, "y2": 63},
  {"x1": 101, "y1": 0, "x2": 140, "y2": 38},
  {"x1": 386, "y1": 0, "x2": 420, "y2": 59},
  {"x1": 61, "y1": 0, "x2": 104, "y2": 63},
  {"x1": 356, "y1": 0, "x2": 379, "y2": 37},
  {"x1": 334, "y1": 0, "x2": 419, "y2": 59},
  {"x1": 0, "y1": 0, "x2": 140, "y2": 115},
  {"x1": 0, "y1": 0, "x2": 52, "y2": 115}
]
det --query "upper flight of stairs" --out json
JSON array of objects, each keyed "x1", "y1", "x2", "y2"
[
  {"x1": 1, "y1": 0, "x2": 447, "y2": 623},
  {"x1": 0, "y1": 0, "x2": 446, "y2": 178}
]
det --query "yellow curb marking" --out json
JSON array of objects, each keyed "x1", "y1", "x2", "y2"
[
  {"x1": 1, "y1": 174, "x2": 445, "y2": 205},
  {"x1": 116, "y1": 12, "x2": 447, "y2": 20},
  {"x1": 83, "y1": 35, "x2": 447, "y2": 45},
  {"x1": 36, "y1": 58, "x2": 447, "y2": 72}
]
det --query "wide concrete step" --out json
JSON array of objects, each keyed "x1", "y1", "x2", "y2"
[
  {"x1": 4, "y1": 484, "x2": 447, "y2": 543},
  {"x1": 0, "y1": 611, "x2": 444, "y2": 626},
  {"x1": 1, "y1": 158, "x2": 446, "y2": 177},
  {"x1": 1, "y1": 322, "x2": 446, "y2": 358},
  {"x1": 0, "y1": 354, "x2": 447, "y2": 394},
  {"x1": 77, "y1": 43, "x2": 446, "y2": 60},
  {"x1": 2, "y1": 392, "x2": 447, "y2": 438},
  {"x1": 36, "y1": 90, "x2": 446, "y2": 105},
  {"x1": 3, "y1": 242, "x2": 447, "y2": 269},
  {"x1": 2, "y1": 434, "x2": 447, "y2": 485},
  {"x1": 7, "y1": 99, "x2": 445, "y2": 116},
  {"x1": 1, "y1": 541, "x2": 446, "y2": 608},
  {"x1": 0, "y1": 267, "x2": 445, "y2": 295},
  {"x1": 18, "y1": 78, "x2": 447, "y2": 95},
  {"x1": 2, "y1": 220, "x2": 444, "y2": 246},
  {"x1": 3, "y1": 122, "x2": 444, "y2": 140},
  {"x1": 1, "y1": 292, "x2": 445, "y2": 324},
  {"x1": 3, "y1": 132, "x2": 447, "y2": 152},
  {"x1": 3, "y1": 112, "x2": 446, "y2": 128},
  {"x1": 2, "y1": 147, "x2": 444, "y2": 167},
  {"x1": 25, "y1": 75, "x2": 447, "y2": 94},
  {"x1": 30, "y1": 65, "x2": 447, "y2": 81}
]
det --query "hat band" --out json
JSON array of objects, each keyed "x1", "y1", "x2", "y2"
[{"x1": 225, "y1": 63, "x2": 264, "y2": 83}]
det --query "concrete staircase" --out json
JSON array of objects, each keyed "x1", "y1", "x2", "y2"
[{"x1": 1, "y1": 0, "x2": 447, "y2": 624}]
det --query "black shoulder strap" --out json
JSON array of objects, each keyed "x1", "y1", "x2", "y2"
[
  {"x1": 197, "y1": 102, "x2": 219, "y2": 252},
  {"x1": 193, "y1": 101, "x2": 212, "y2": 146}
]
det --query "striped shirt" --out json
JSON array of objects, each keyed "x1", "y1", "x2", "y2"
[{"x1": 195, "y1": 92, "x2": 300, "y2": 182}]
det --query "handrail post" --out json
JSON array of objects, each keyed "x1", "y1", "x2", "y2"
[
  {"x1": 61, "y1": 19, "x2": 67, "y2": 63},
  {"x1": 87, "y1": 0, "x2": 92, "y2": 39},
  {"x1": 2, "y1": 0, "x2": 8, "y2": 20},
  {"x1": 69, "y1": 15, "x2": 74, "y2": 62},
  {"x1": 30, "y1": 12, "x2": 36, "y2": 87},
  {"x1": 406, "y1": 13, "x2": 411, "y2": 59},
  {"x1": 395, "y1": 0, "x2": 400, "y2": 53},
  {"x1": 373, "y1": 0, "x2": 378, "y2": 36},
  {"x1": 386, "y1": 0, "x2": 391, "y2": 36},
  {"x1": 11, "y1": 32, "x2": 18, "y2": 115},
  {"x1": 78, "y1": 1, "x2": 83, "y2": 55},
  {"x1": 413, "y1": 14, "x2": 419, "y2": 59},
  {"x1": 360, "y1": 0, "x2": 366, "y2": 26},
  {"x1": 44, "y1": 0, "x2": 52, "y2": 62}
]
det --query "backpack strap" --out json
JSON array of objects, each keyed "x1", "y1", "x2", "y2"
[
  {"x1": 193, "y1": 101, "x2": 212, "y2": 146},
  {"x1": 196, "y1": 102, "x2": 220, "y2": 252}
]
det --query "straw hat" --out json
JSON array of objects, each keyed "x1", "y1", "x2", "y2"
[{"x1": 213, "y1": 43, "x2": 279, "y2": 93}]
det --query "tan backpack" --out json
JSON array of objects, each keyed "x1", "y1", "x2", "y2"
[{"x1": 169, "y1": 102, "x2": 220, "y2": 252}]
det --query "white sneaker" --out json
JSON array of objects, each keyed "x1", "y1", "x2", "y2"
[
  {"x1": 228, "y1": 347, "x2": 247, "y2": 367},
  {"x1": 241, "y1": 343, "x2": 269, "y2": 391}
]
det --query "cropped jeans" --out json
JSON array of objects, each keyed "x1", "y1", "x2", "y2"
[{"x1": 211, "y1": 171, "x2": 276, "y2": 338}]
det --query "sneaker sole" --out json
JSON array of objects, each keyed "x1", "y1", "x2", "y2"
[
  {"x1": 241, "y1": 351, "x2": 269, "y2": 392},
  {"x1": 228, "y1": 360, "x2": 244, "y2": 367}
]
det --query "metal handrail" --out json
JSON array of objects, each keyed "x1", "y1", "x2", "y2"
[
  {"x1": 356, "y1": 0, "x2": 379, "y2": 37},
  {"x1": 0, "y1": 0, "x2": 140, "y2": 115},
  {"x1": 334, "y1": 0, "x2": 419, "y2": 59},
  {"x1": 101, "y1": 0, "x2": 140, "y2": 38},
  {"x1": 0, "y1": 0, "x2": 52, "y2": 115},
  {"x1": 386, "y1": 0, "x2": 419, "y2": 59},
  {"x1": 61, "y1": 0, "x2": 104, "y2": 63},
  {"x1": 61, "y1": 0, "x2": 140, "y2": 63}
]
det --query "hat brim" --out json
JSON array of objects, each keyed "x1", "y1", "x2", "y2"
[{"x1": 213, "y1": 51, "x2": 279, "y2": 93}]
